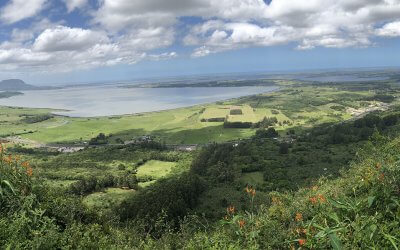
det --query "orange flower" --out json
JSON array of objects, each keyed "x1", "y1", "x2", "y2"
[
  {"x1": 295, "y1": 213, "x2": 303, "y2": 222},
  {"x1": 227, "y1": 205, "x2": 235, "y2": 215},
  {"x1": 318, "y1": 194, "x2": 326, "y2": 203},
  {"x1": 295, "y1": 227, "x2": 307, "y2": 235},
  {"x1": 21, "y1": 161, "x2": 30, "y2": 168},
  {"x1": 4, "y1": 155, "x2": 12, "y2": 164},
  {"x1": 26, "y1": 166, "x2": 33, "y2": 177},
  {"x1": 245, "y1": 185, "x2": 256, "y2": 197},
  {"x1": 299, "y1": 239, "x2": 306, "y2": 246},
  {"x1": 271, "y1": 196, "x2": 280, "y2": 204},
  {"x1": 238, "y1": 219, "x2": 246, "y2": 228},
  {"x1": 309, "y1": 196, "x2": 317, "y2": 204}
]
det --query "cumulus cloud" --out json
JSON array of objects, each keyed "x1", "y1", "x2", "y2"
[
  {"x1": 184, "y1": 0, "x2": 400, "y2": 56},
  {"x1": 33, "y1": 26, "x2": 109, "y2": 52},
  {"x1": 0, "y1": 0, "x2": 48, "y2": 24},
  {"x1": 0, "y1": 24, "x2": 177, "y2": 73},
  {"x1": 376, "y1": 21, "x2": 400, "y2": 37},
  {"x1": 0, "y1": 0, "x2": 400, "y2": 72}
]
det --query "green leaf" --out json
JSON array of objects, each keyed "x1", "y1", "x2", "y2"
[
  {"x1": 329, "y1": 232, "x2": 343, "y2": 250},
  {"x1": 383, "y1": 233, "x2": 399, "y2": 250},
  {"x1": 1, "y1": 180, "x2": 15, "y2": 195},
  {"x1": 369, "y1": 224, "x2": 377, "y2": 240},
  {"x1": 328, "y1": 212, "x2": 340, "y2": 224},
  {"x1": 368, "y1": 196, "x2": 376, "y2": 208}
]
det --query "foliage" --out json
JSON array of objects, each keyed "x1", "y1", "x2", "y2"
[{"x1": 20, "y1": 114, "x2": 53, "y2": 124}]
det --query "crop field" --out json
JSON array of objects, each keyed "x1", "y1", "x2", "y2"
[
  {"x1": 226, "y1": 105, "x2": 260, "y2": 123},
  {"x1": 200, "y1": 105, "x2": 230, "y2": 120}
]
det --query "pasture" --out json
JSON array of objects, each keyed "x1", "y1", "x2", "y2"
[{"x1": 136, "y1": 160, "x2": 177, "y2": 180}]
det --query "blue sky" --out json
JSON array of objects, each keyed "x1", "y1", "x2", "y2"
[{"x1": 0, "y1": 0, "x2": 400, "y2": 85}]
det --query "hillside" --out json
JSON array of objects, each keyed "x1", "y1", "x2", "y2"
[
  {"x1": 0, "y1": 79, "x2": 37, "y2": 91},
  {"x1": 1, "y1": 108, "x2": 400, "y2": 248},
  {"x1": 1, "y1": 79, "x2": 400, "y2": 249}
]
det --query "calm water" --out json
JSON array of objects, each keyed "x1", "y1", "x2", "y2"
[{"x1": 0, "y1": 85, "x2": 277, "y2": 117}]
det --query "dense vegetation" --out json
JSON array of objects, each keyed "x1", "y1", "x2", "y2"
[
  {"x1": 1, "y1": 121, "x2": 400, "y2": 248},
  {"x1": 1, "y1": 79, "x2": 400, "y2": 248}
]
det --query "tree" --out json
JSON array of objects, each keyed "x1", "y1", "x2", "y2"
[
  {"x1": 255, "y1": 127, "x2": 279, "y2": 138},
  {"x1": 279, "y1": 143, "x2": 289, "y2": 154}
]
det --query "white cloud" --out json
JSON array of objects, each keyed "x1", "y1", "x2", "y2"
[
  {"x1": 0, "y1": 0, "x2": 48, "y2": 24},
  {"x1": 184, "y1": 0, "x2": 400, "y2": 56},
  {"x1": 377, "y1": 21, "x2": 400, "y2": 37},
  {"x1": 0, "y1": 24, "x2": 177, "y2": 73},
  {"x1": 62, "y1": 0, "x2": 88, "y2": 12},
  {"x1": 1, "y1": 0, "x2": 400, "y2": 72},
  {"x1": 33, "y1": 26, "x2": 109, "y2": 52}
]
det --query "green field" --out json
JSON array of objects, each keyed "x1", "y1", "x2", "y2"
[
  {"x1": 136, "y1": 160, "x2": 177, "y2": 180},
  {"x1": 83, "y1": 188, "x2": 135, "y2": 211},
  {"x1": 1, "y1": 83, "x2": 384, "y2": 146}
]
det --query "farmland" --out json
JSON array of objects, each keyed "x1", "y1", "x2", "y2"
[{"x1": 1, "y1": 80, "x2": 392, "y2": 147}]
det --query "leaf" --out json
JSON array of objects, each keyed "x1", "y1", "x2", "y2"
[
  {"x1": 328, "y1": 212, "x2": 340, "y2": 224},
  {"x1": 328, "y1": 198, "x2": 350, "y2": 210},
  {"x1": 329, "y1": 232, "x2": 343, "y2": 250},
  {"x1": 1, "y1": 180, "x2": 15, "y2": 195},
  {"x1": 383, "y1": 233, "x2": 399, "y2": 250},
  {"x1": 368, "y1": 196, "x2": 376, "y2": 208},
  {"x1": 369, "y1": 224, "x2": 377, "y2": 240}
]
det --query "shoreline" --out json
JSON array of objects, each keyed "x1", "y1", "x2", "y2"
[{"x1": 0, "y1": 86, "x2": 280, "y2": 119}]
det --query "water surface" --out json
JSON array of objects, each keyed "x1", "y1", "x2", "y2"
[{"x1": 0, "y1": 85, "x2": 277, "y2": 117}]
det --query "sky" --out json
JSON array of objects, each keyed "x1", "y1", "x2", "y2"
[{"x1": 0, "y1": 0, "x2": 400, "y2": 85}]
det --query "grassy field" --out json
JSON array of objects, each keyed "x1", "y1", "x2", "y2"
[
  {"x1": 83, "y1": 188, "x2": 135, "y2": 211},
  {"x1": 1, "y1": 82, "x2": 393, "y2": 146},
  {"x1": 136, "y1": 160, "x2": 177, "y2": 180}
]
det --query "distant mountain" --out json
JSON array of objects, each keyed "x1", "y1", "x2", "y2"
[
  {"x1": 0, "y1": 79, "x2": 61, "y2": 91},
  {"x1": 0, "y1": 79, "x2": 38, "y2": 91}
]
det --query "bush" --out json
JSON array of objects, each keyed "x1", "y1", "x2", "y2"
[
  {"x1": 255, "y1": 128, "x2": 279, "y2": 138},
  {"x1": 89, "y1": 133, "x2": 108, "y2": 145},
  {"x1": 118, "y1": 173, "x2": 206, "y2": 236},
  {"x1": 20, "y1": 114, "x2": 53, "y2": 124},
  {"x1": 230, "y1": 109, "x2": 243, "y2": 115},
  {"x1": 0, "y1": 145, "x2": 33, "y2": 213},
  {"x1": 223, "y1": 121, "x2": 252, "y2": 128}
]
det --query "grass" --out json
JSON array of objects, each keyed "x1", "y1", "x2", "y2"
[
  {"x1": 136, "y1": 160, "x2": 177, "y2": 180},
  {"x1": 226, "y1": 105, "x2": 259, "y2": 123},
  {"x1": 200, "y1": 105, "x2": 230, "y2": 120},
  {"x1": 83, "y1": 188, "x2": 135, "y2": 210}
]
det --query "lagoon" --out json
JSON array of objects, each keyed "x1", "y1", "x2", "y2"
[{"x1": 0, "y1": 85, "x2": 277, "y2": 117}]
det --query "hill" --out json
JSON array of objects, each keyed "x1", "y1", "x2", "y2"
[{"x1": 0, "y1": 79, "x2": 37, "y2": 91}]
